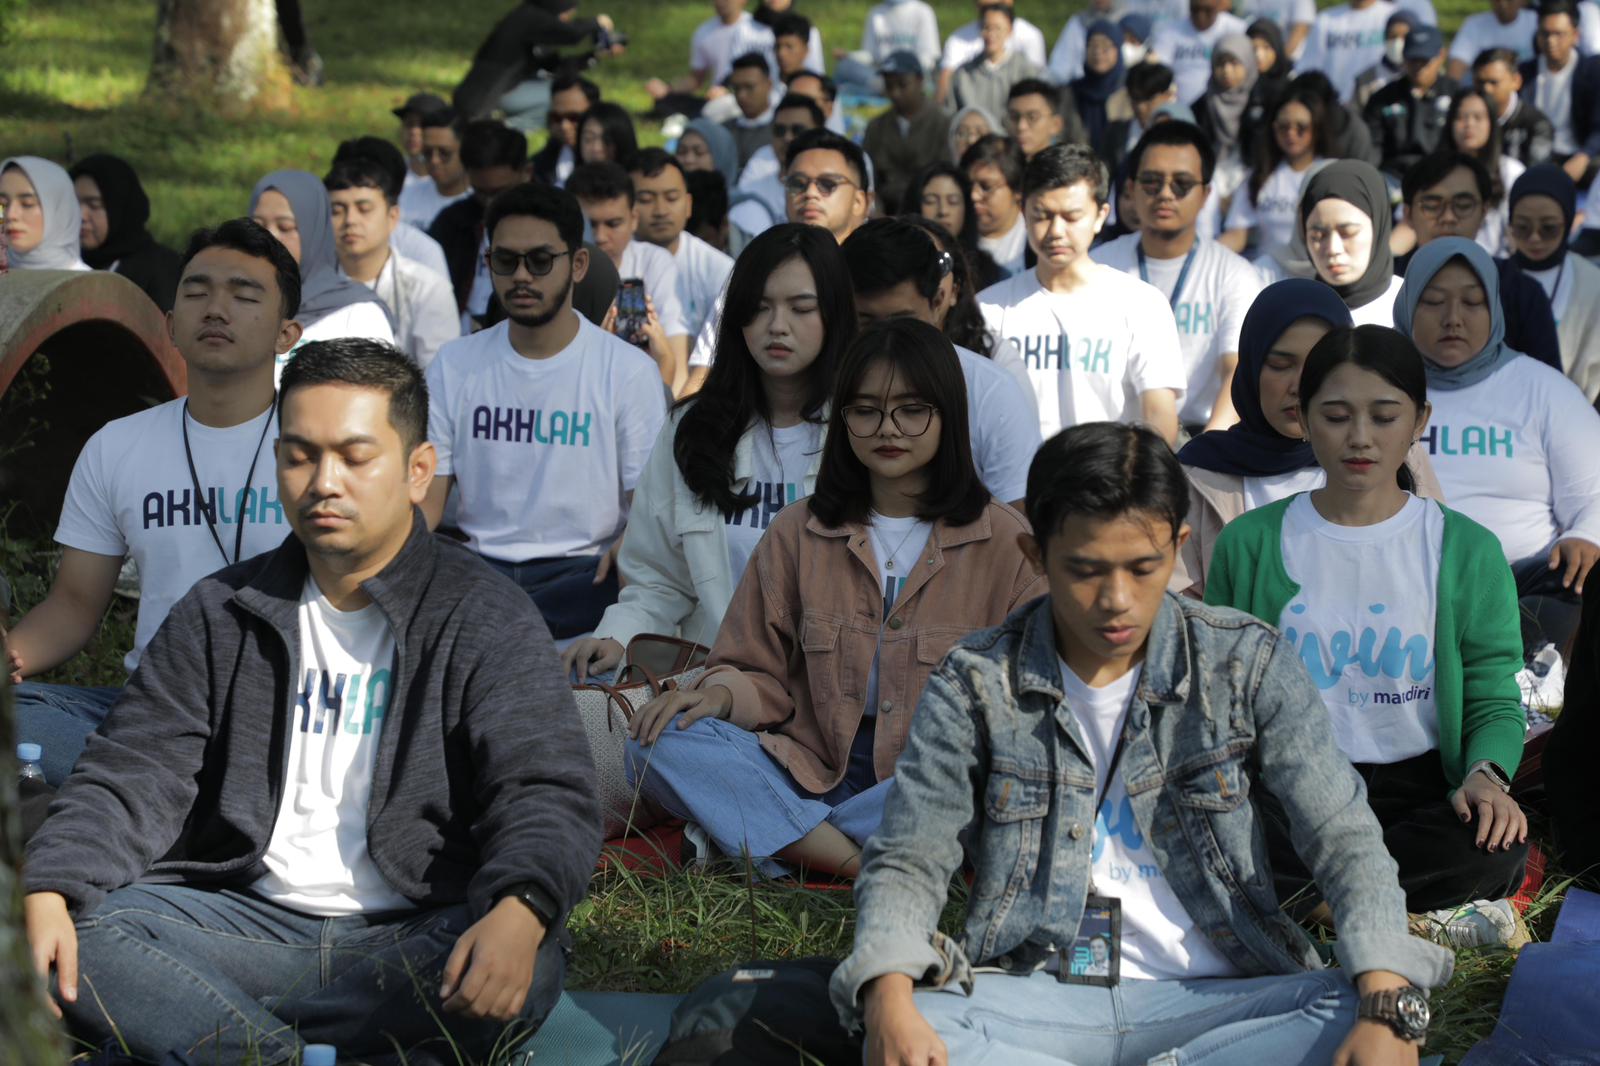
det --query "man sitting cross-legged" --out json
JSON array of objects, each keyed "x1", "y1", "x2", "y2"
[
  {"x1": 833, "y1": 421, "x2": 1454, "y2": 1066},
  {"x1": 24, "y1": 337, "x2": 602, "y2": 1066}
]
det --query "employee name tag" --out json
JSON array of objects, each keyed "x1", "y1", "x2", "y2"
[{"x1": 1057, "y1": 894, "x2": 1122, "y2": 986}]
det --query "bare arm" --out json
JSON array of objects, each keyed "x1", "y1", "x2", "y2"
[
  {"x1": 1286, "y1": 22, "x2": 1311, "y2": 59},
  {"x1": 422, "y1": 475, "x2": 455, "y2": 530},
  {"x1": 1203, "y1": 353, "x2": 1240, "y2": 433},
  {"x1": 1217, "y1": 228, "x2": 1249, "y2": 254},
  {"x1": 681, "y1": 365, "x2": 710, "y2": 397},
  {"x1": 4, "y1": 548, "x2": 124, "y2": 680},
  {"x1": 1447, "y1": 58, "x2": 1469, "y2": 83},
  {"x1": 1140, "y1": 388, "x2": 1181, "y2": 447}
]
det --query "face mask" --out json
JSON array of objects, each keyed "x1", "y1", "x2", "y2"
[
  {"x1": 1122, "y1": 42, "x2": 1148, "y2": 65},
  {"x1": 1385, "y1": 37, "x2": 1406, "y2": 66}
]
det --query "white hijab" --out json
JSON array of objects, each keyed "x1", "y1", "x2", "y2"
[{"x1": 2, "y1": 156, "x2": 89, "y2": 271}]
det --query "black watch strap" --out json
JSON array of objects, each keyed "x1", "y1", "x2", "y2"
[
  {"x1": 501, "y1": 883, "x2": 559, "y2": 929},
  {"x1": 1359, "y1": 986, "x2": 1430, "y2": 1042}
]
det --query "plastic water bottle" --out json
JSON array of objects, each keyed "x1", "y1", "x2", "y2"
[
  {"x1": 17, "y1": 743, "x2": 44, "y2": 784},
  {"x1": 302, "y1": 1045, "x2": 336, "y2": 1066}
]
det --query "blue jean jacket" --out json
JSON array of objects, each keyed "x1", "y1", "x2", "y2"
[{"x1": 831, "y1": 594, "x2": 1455, "y2": 1026}]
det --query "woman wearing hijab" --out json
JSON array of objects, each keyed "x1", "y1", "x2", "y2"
[
  {"x1": 1194, "y1": 34, "x2": 1257, "y2": 201},
  {"x1": 1395, "y1": 237, "x2": 1600, "y2": 650},
  {"x1": 1299, "y1": 159, "x2": 1404, "y2": 326},
  {"x1": 0, "y1": 157, "x2": 89, "y2": 271},
  {"x1": 1068, "y1": 20, "x2": 1127, "y2": 152},
  {"x1": 1172, "y1": 278, "x2": 1443, "y2": 595},
  {"x1": 676, "y1": 117, "x2": 740, "y2": 190},
  {"x1": 249, "y1": 170, "x2": 395, "y2": 382},
  {"x1": 1248, "y1": 18, "x2": 1292, "y2": 101},
  {"x1": 68, "y1": 154, "x2": 182, "y2": 311},
  {"x1": 947, "y1": 104, "x2": 999, "y2": 166},
  {"x1": 1508, "y1": 165, "x2": 1600, "y2": 402}
]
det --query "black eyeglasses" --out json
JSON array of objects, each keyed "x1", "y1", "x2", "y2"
[
  {"x1": 487, "y1": 247, "x2": 572, "y2": 277},
  {"x1": 1135, "y1": 172, "x2": 1204, "y2": 199},
  {"x1": 772, "y1": 122, "x2": 814, "y2": 139},
  {"x1": 784, "y1": 174, "x2": 856, "y2": 198},
  {"x1": 842, "y1": 403, "x2": 938, "y2": 438},
  {"x1": 1415, "y1": 193, "x2": 1482, "y2": 219}
]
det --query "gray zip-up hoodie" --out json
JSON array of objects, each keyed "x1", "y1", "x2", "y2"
[{"x1": 26, "y1": 510, "x2": 602, "y2": 925}]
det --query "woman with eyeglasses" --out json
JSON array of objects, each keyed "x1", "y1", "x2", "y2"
[
  {"x1": 1298, "y1": 159, "x2": 1406, "y2": 328},
  {"x1": 1221, "y1": 87, "x2": 1329, "y2": 262},
  {"x1": 960, "y1": 133, "x2": 1029, "y2": 278},
  {"x1": 1507, "y1": 164, "x2": 1600, "y2": 402},
  {"x1": 1444, "y1": 87, "x2": 1524, "y2": 257},
  {"x1": 621, "y1": 317, "x2": 1042, "y2": 879}
]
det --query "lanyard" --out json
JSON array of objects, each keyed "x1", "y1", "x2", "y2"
[
  {"x1": 1086, "y1": 712, "x2": 1133, "y2": 897},
  {"x1": 1136, "y1": 243, "x2": 1198, "y2": 312},
  {"x1": 181, "y1": 398, "x2": 275, "y2": 568}
]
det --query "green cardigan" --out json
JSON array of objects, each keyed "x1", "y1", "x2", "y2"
[{"x1": 1204, "y1": 496, "x2": 1526, "y2": 786}]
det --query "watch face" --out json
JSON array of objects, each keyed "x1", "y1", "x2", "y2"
[{"x1": 1396, "y1": 988, "x2": 1431, "y2": 1036}]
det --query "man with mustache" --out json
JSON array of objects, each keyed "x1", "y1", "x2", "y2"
[
  {"x1": 3, "y1": 219, "x2": 302, "y2": 785},
  {"x1": 421, "y1": 182, "x2": 667, "y2": 639}
]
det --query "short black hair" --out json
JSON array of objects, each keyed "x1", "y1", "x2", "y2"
[
  {"x1": 1540, "y1": 0, "x2": 1581, "y2": 23},
  {"x1": 1401, "y1": 150, "x2": 1493, "y2": 205},
  {"x1": 786, "y1": 69, "x2": 836, "y2": 103},
  {"x1": 324, "y1": 158, "x2": 400, "y2": 207},
  {"x1": 1022, "y1": 142, "x2": 1109, "y2": 205},
  {"x1": 568, "y1": 160, "x2": 635, "y2": 207},
  {"x1": 841, "y1": 216, "x2": 951, "y2": 300},
  {"x1": 979, "y1": 2, "x2": 1015, "y2": 24},
  {"x1": 331, "y1": 136, "x2": 407, "y2": 203},
  {"x1": 1007, "y1": 78, "x2": 1061, "y2": 112},
  {"x1": 1126, "y1": 62, "x2": 1175, "y2": 103},
  {"x1": 730, "y1": 51, "x2": 772, "y2": 78},
  {"x1": 628, "y1": 146, "x2": 688, "y2": 185},
  {"x1": 419, "y1": 107, "x2": 464, "y2": 136},
  {"x1": 550, "y1": 72, "x2": 601, "y2": 104},
  {"x1": 775, "y1": 92, "x2": 827, "y2": 129},
  {"x1": 482, "y1": 182, "x2": 585, "y2": 252},
  {"x1": 1472, "y1": 46, "x2": 1520, "y2": 72},
  {"x1": 685, "y1": 169, "x2": 728, "y2": 232},
  {"x1": 460, "y1": 119, "x2": 528, "y2": 170},
  {"x1": 1026, "y1": 423, "x2": 1189, "y2": 552},
  {"x1": 278, "y1": 338, "x2": 429, "y2": 453},
  {"x1": 181, "y1": 218, "x2": 301, "y2": 319},
  {"x1": 1128, "y1": 120, "x2": 1216, "y2": 185},
  {"x1": 960, "y1": 133, "x2": 1025, "y2": 192},
  {"x1": 772, "y1": 11, "x2": 811, "y2": 40},
  {"x1": 785, "y1": 128, "x2": 871, "y2": 191}
]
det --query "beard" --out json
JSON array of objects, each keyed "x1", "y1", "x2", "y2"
[{"x1": 501, "y1": 269, "x2": 574, "y2": 328}]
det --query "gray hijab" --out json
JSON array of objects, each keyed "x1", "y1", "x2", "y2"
[
  {"x1": 684, "y1": 118, "x2": 741, "y2": 188},
  {"x1": 2, "y1": 156, "x2": 89, "y2": 271},
  {"x1": 949, "y1": 105, "x2": 1001, "y2": 164},
  {"x1": 249, "y1": 169, "x2": 390, "y2": 325},
  {"x1": 1203, "y1": 35, "x2": 1259, "y2": 158},
  {"x1": 1393, "y1": 237, "x2": 1520, "y2": 391}
]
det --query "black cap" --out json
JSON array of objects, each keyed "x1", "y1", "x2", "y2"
[
  {"x1": 1403, "y1": 24, "x2": 1443, "y2": 62},
  {"x1": 392, "y1": 92, "x2": 448, "y2": 120}
]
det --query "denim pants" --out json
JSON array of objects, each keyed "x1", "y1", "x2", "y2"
[
  {"x1": 911, "y1": 968, "x2": 1358, "y2": 1065},
  {"x1": 482, "y1": 553, "x2": 619, "y2": 640},
  {"x1": 626, "y1": 714, "x2": 892, "y2": 877},
  {"x1": 13, "y1": 682, "x2": 121, "y2": 786},
  {"x1": 64, "y1": 883, "x2": 564, "y2": 1066}
]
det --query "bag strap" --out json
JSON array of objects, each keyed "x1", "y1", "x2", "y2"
[{"x1": 574, "y1": 679, "x2": 639, "y2": 731}]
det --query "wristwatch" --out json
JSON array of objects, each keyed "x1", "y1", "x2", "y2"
[
  {"x1": 1466, "y1": 760, "x2": 1513, "y2": 794},
  {"x1": 1359, "y1": 985, "x2": 1431, "y2": 1042},
  {"x1": 501, "y1": 883, "x2": 558, "y2": 930}
]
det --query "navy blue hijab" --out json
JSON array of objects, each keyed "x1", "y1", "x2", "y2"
[{"x1": 1178, "y1": 278, "x2": 1354, "y2": 477}]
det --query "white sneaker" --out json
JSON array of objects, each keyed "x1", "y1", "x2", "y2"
[
  {"x1": 680, "y1": 821, "x2": 713, "y2": 869},
  {"x1": 1411, "y1": 898, "x2": 1529, "y2": 951}
]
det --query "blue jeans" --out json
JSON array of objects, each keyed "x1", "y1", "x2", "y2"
[
  {"x1": 482, "y1": 553, "x2": 619, "y2": 639},
  {"x1": 626, "y1": 715, "x2": 892, "y2": 878},
  {"x1": 65, "y1": 883, "x2": 565, "y2": 1066},
  {"x1": 912, "y1": 968, "x2": 1358, "y2": 1065},
  {"x1": 14, "y1": 682, "x2": 121, "y2": 786}
]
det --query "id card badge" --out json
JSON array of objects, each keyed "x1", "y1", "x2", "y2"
[{"x1": 1057, "y1": 894, "x2": 1122, "y2": 986}]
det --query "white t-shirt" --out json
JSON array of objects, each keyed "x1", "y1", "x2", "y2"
[
  {"x1": 620, "y1": 239, "x2": 688, "y2": 338},
  {"x1": 671, "y1": 232, "x2": 735, "y2": 341},
  {"x1": 1092, "y1": 234, "x2": 1263, "y2": 425},
  {"x1": 278, "y1": 302, "x2": 398, "y2": 384},
  {"x1": 1348, "y1": 274, "x2": 1405, "y2": 328},
  {"x1": 1060, "y1": 659, "x2": 1239, "y2": 981},
  {"x1": 1225, "y1": 161, "x2": 1320, "y2": 253},
  {"x1": 1421, "y1": 357, "x2": 1600, "y2": 563},
  {"x1": 1297, "y1": 1, "x2": 1397, "y2": 102},
  {"x1": 55, "y1": 400, "x2": 291, "y2": 674},
  {"x1": 863, "y1": 0, "x2": 943, "y2": 72},
  {"x1": 1241, "y1": 466, "x2": 1326, "y2": 512},
  {"x1": 940, "y1": 16, "x2": 1048, "y2": 71},
  {"x1": 865, "y1": 514, "x2": 936, "y2": 716},
  {"x1": 691, "y1": 13, "x2": 777, "y2": 84},
  {"x1": 253, "y1": 578, "x2": 413, "y2": 916},
  {"x1": 978, "y1": 266, "x2": 1187, "y2": 438},
  {"x1": 1148, "y1": 12, "x2": 1250, "y2": 104},
  {"x1": 1279, "y1": 493, "x2": 1442, "y2": 765},
  {"x1": 1526, "y1": 260, "x2": 1575, "y2": 327},
  {"x1": 426, "y1": 316, "x2": 668, "y2": 561},
  {"x1": 1238, "y1": 0, "x2": 1317, "y2": 32},
  {"x1": 725, "y1": 420, "x2": 823, "y2": 583},
  {"x1": 955, "y1": 343, "x2": 1042, "y2": 502},
  {"x1": 1475, "y1": 156, "x2": 1524, "y2": 258},
  {"x1": 398, "y1": 177, "x2": 470, "y2": 233},
  {"x1": 1449, "y1": 9, "x2": 1539, "y2": 67},
  {"x1": 979, "y1": 215, "x2": 1028, "y2": 279},
  {"x1": 360, "y1": 250, "x2": 461, "y2": 370},
  {"x1": 1535, "y1": 57, "x2": 1579, "y2": 156}
]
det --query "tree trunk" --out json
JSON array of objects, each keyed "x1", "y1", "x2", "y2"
[
  {"x1": 149, "y1": 0, "x2": 288, "y2": 106},
  {"x1": 0, "y1": 676, "x2": 62, "y2": 1064}
]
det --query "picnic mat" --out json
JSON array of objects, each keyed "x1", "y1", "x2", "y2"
[{"x1": 514, "y1": 990, "x2": 683, "y2": 1064}]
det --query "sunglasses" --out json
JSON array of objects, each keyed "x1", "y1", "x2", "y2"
[
  {"x1": 1134, "y1": 172, "x2": 1203, "y2": 199},
  {"x1": 551, "y1": 111, "x2": 588, "y2": 126},
  {"x1": 784, "y1": 174, "x2": 856, "y2": 198},
  {"x1": 486, "y1": 247, "x2": 572, "y2": 277}
]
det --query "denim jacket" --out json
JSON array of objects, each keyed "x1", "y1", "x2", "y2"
[{"x1": 831, "y1": 593, "x2": 1455, "y2": 1026}]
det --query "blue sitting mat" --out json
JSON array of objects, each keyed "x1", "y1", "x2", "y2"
[
  {"x1": 516, "y1": 990, "x2": 683, "y2": 1064},
  {"x1": 1459, "y1": 888, "x2": 1600, "y2": 1066}
]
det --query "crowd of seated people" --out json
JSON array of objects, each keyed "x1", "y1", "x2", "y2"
[{"x1": 7, "y1": 0, "x2": 1600, "y2": 1061}]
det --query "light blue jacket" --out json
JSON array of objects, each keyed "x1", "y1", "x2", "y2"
[{"x1": 831, "y1": 593, "x2": 1455, "y2": 1026}]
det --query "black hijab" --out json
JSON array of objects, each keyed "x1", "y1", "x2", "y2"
[
  {"x1": 68, "y1": 153, "x2": 182, "y2": 311},
  {"x1": 1298, "y1": 159, "x2": 1395, "y2": 311},
  {"x1": 1071, "y1": 20, "x2": 1127, "y2": 150},
  {"x1": 1509, "y1": 163, "x2": 1577, "y2": 273}
]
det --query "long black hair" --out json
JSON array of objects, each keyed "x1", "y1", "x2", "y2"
[
  {"x1": 904, "y1": 162, "x2": 1006, "y2": 289},
  {"x1": 1250, "y1": 86, "x2": 1331, "y2": 204},
  {"x1": 1299, "y1": 324, "x2": 1426, "y2": 492},
  {"x1": 674, "y1": 224, "x2": 855, "y2": 517},
  {"x1": 808, "y1": 318, "x2": 988, "y2": 528},
  {"x1": 578, "y1": 101, "x2": 639, "y2": 168}
]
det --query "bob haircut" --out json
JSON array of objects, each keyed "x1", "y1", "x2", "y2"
[
  {"x1": 674, "y1": 223, "x2": 855, "y2": 517},
  {"x1": 1298, "y1": 324, "x2": 1427, "y2": 492},
  {"x1": 809, "y1": 317, "x2": 988, "y2": 528},
  {"x1": 1026, "y1": 422, "x2": 1189, "y2": 552},
  {"x1": 578, "y1": 101, "x2": 639, "y2": 169}
]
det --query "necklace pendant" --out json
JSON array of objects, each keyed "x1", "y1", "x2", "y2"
[{"x1": 885, "y1": 560, "x2": 895, "y2": 571}]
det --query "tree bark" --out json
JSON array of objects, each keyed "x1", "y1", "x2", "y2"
[
  {"x1": 149, "y1": 0, "x2": 288, "y2": 106},
  {"x1": 0, "y1": 676, "x2": 62, "y2": 1064}
]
